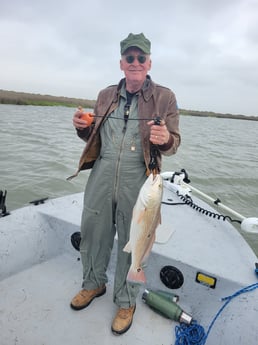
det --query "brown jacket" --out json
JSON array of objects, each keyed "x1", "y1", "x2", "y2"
[{"x1": 69, "y1": 76, "x2": 180, "y2": 179}]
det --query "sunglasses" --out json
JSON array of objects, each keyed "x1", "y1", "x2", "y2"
[{"x1": 124, "y1": 55, "x2": 147, "y2": 64}]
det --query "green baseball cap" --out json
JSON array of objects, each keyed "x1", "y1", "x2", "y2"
[{"x1": 120, "y1": 33, "x2": 151, "y2": 55}]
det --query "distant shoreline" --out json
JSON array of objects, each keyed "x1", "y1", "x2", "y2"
[
  {"x1": 1, "y1": 89, "x2": 257, "y2": 121},
  {"x1": 0, "y1": 89, "x2": 95, "y2": 109},
  {"x1": 179, "y1": 109, "x2": 258, "y2": 121}
]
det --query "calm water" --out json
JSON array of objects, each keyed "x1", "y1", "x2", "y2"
[{"x1": 1, "y1": 104, "x2": 258, "y2": 255}]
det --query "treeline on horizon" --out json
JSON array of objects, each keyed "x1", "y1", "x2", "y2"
[
  {"x1": 0, "y1": 89, "x2": 95, "y2": 109},
  {"x1": 0, "y1": 89, "x2": 257, "y2": 121}
]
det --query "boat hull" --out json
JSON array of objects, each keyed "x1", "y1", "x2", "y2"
[{"x1": 0, "y1": 179, "x2": 257, "y2": 345}]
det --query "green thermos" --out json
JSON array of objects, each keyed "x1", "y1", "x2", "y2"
[
  {"x1": 142, "y1": 289, "x2": 192, "y2": 324},
  {"x1": 155, "y1": 289, "x2": 179, "y2": 303}
]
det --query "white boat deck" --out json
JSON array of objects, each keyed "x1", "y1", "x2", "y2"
[
  {"x1": 1, "y1": 249, "x2": 175, "y2": 345},
  {"x1": 1, "y1": 181, "x2": 258, "y2": 345}
]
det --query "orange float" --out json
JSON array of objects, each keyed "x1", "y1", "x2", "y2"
[{"x1": 80, "y1": 112, "x2": 94, "y2": 125}]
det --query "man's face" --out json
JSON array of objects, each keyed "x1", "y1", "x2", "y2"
[{"x1": 120, "y1": 47, "x2": 151, "y2": 84}]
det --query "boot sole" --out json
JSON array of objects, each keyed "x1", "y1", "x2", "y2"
[
  {"x1": 112, "y1": 321, "x2": 133, "y2": 335},
  {"x1": 70, "y1": 287, "x2": 106, "y2": 311}
]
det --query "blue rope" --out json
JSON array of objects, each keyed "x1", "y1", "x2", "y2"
[
  {"x1": 175, "y1": 321, "x2": 206, "y2": 345},
  {"x1": 174, "y1": 282, "x2": 258, "y2": 345}
]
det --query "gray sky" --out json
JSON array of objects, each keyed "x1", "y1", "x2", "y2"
[{"x1": 1, "y1": 0, "x2": 257, "y2": 116}]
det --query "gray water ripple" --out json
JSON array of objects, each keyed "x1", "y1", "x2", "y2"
[{"x1": 1, "y1": 104, "x2": 257, "y2": 255}]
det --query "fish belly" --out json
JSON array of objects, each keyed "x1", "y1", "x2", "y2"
[
  {"x1": 124, "y1": 204, "x2": 161, "y2": 283},
  {"x1": 123, "y1": 174, "x2": 163, "y2": 283}
]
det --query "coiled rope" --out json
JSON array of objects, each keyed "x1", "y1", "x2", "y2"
[
  {"x1": 175, "y1": 321, "x2": 206, "y2": 344},
  {"x1": 176, "y1": 192, "x2": 241, "y2": 224},
  {"x1": 174, "y1": 282, "x2": 258, "y2": 345}
]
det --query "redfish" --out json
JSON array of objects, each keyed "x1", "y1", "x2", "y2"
[{"x1": 123, "y1": 173, "x2": 163, "y2": 283}]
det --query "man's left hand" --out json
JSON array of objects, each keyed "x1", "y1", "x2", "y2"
[{"x1": 147, "y1": 119, "x2": 170, "y2": 145}]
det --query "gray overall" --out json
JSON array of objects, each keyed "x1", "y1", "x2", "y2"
[{"x1": 80, "y1": 86, "x2": 147, "y2": 308}]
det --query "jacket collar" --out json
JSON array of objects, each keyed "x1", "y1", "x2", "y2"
[{"x1": 115, "y1": 75, "x2": 154, "y2": 103}]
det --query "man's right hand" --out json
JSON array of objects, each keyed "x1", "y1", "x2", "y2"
[{"x1": 73, "y1": 107, "x2": 94, "y2": 129}]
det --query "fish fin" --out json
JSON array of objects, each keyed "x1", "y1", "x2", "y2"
[
  {"x1": 123, "y1": 242, "x2": 132, "y2": 253},
  {"x1": 127, "y1": 267, "x2": 146, "y2": 284}
]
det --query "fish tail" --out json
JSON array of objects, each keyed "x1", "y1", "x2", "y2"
[
  {"x1": 123, "y1": 242, "x2": 132, "y2": 253},
  {"x1": 127, "y1": 267, "x2": 146, "y2": 284}
]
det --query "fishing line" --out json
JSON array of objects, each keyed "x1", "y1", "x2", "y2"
[{"x1": 93, "y1": 115, "x2": 160, "y2": 122}]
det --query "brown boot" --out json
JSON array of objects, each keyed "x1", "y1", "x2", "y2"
[
  {"x1": 111, "y1": 305, "x2": 136, "y2": 335},
  {"x1": 70, "y1": 285, "x2": 106, "y2": 310}
]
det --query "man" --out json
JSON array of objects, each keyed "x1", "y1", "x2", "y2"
[{"x1": 70, "y1": 33, "x2": 181, "y2": 335}]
